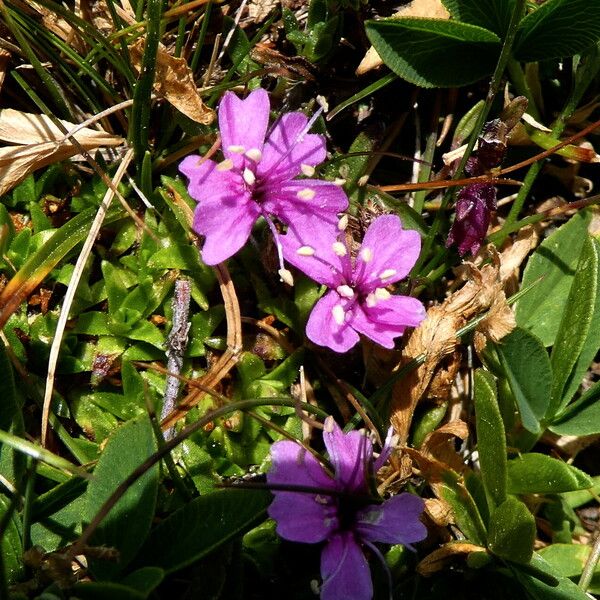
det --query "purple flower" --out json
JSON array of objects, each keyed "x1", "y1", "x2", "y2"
[
  {"x1": 179, "y1": 89, "x2": 348, "y2": 270},
  {"x1": 267, "y1": 417, "x2": 427, "y2": 600},
  {"x1": 281, "y1": 214, "x2": 426, "y2": 352},
  {"x1": 446, "y1": 183, "x2": 497, "y2": 257}
]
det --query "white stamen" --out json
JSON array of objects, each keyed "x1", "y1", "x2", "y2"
[
  {"x1": 227, "y1": 145, "x2": 245, "y2": 154},
  {"x1": 333, "y1": 178, "x2": 346, "y2": 187},
  {"x1": 337, "y1": 215, "x2": 348, "y2": 231},
  {"x1": 332, "y1": 241, "x2": 347, "y2": 256},
  {"x1": 243, "y1": 168, "x2": 256, "y2": 186},
  {"x1": 216, "y1": 158, "x2": 233, "y2": 171},
  {"x1": 245, "y1": 148, "x2": 262, "y2": 161},
  {"x1": 297, "y1": 188, "x2": 316, "y2": 201},
  {"x1": 359, "y1": 247, "x2": 373, "y2": 263},
  {"x1": 375, "y1": 287, "x2": 391, "y2": 301},
  {"x1": 278, "y1": 268, "x2": 294, "y2": 286},
  {"x1": 332, "y1": 304, "x2": 345, "y2": 325},
  {"x1": 379, "y1": 268, "x2": 397, "y2": 281},
  {"x1": 316, "y1": 95, "x2": 329, "y2": 112},
  {"x1": 301, "y1": 164, "x2": 315, "y2": 177},
  {"x1": 324, "y1": 416, "x2": 334, "y2": 433},
  {"x1": 365, "y1": 292, "x2": 377, "y2": 308},
  {"x1": 357, "y1": 175, "x2": 369, "y2": 187},
  {"x1": 336, "y1": 285, "x2": 354, "y2": 299},
  {"x1": 297, "y1": 245, "x2": 315, "y2": 256}
]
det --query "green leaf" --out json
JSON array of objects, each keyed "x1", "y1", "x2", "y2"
[
  {"x1": 365, "y1": 18, "x2": 500, "y2": 88},
  {"x1": 70, "y1": 582, "x2": 146, "y2": 600},
  {"x1": 548, "y1": 236, "x2": 599, "y2": 419},
  {"x1": 119, "y1": 567, "x2": 165, "y2": 596},
  {"x1": 85, "y1": 415, "x2": 159, "y2": 579},
  {"x1": 442, "y1": 0, "x2": 516, "y2": 37},
  {"x1": 507, "y1": 453, "x2": 592, "y2": 494},
  {"x1": 511, "y1": 553, "x2": 594, "y2": 600},
  {"x1": 495, "y1": 327, "x2": 552, "y2": 433},
  {"x1": 516, "y1": 210, "x2": 591, "y2": 346},
  {"x1": 438, "y1": 471, "x2": 488, "y2": 546},
  {"x1": 513, "y1": 0, "x2": 600, "y2": 62},
  {"x1": 488, "y1": 496, "x2": 535, "y2": 564},
  {"x1": 137, "y1": 489, "x2": 271, "y2": 573},
  {"x1": 0, "y1": 338, "x2": 18, "y2": 432},
  {"x1": 559, "y1": 237, "x2": 600, "y2": 406},
  {"x1": 0, "y1": 495, "x2": 24, "y2": 584},
  {"x1": 473, "y1": 369, "x2": 507, "y2": 509},
  {"x1": 550, "y1": 379, "x2": 600, "y2": 436}
]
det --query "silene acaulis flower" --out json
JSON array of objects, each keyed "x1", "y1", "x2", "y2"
[
  {"x1": 179, "y1": 88, "x2": 348, "y2": 273},
  {"x1": 282, "y1": 214, "x2": 426, "y2": 352},
  {"x1": 267, "y1": 417, "x2": 427, "y2": 600}
]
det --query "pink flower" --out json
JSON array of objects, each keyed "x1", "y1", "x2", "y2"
[
  {"x1": 282, "y1": 215, "x2": 426, "y2": 352},
  {"x1": 267, "y1": 417, "x2": 427, "y2": 600},
  {"x1": 179, "y1": 89, "x2": 348, "y2": 268}
]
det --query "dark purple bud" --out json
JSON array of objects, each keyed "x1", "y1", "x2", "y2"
[{"x1": 446, "y1": 183, "x2": 497, "y2": 257}]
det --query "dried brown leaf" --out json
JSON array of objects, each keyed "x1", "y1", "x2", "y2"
[
  {"x1": 391, "y1": 253, "x2": 517, "y2": 442},
  {"x1": 424, "y1": 498, "x2": 454, "y2": 527},
  {"x1": 356, "y1": 0, "x2": 450, "y2": 75},
  {"x1": 0, "y1": 110, "x2": 123, "y2": 196},
  {"x1": 417, "y1": 542, "x2": 486, "y2": 575},
  {"x1": 130, "y1": 39, "x2": 215, "y2": 125}
]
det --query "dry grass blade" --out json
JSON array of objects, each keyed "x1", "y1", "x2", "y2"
[
  {"x1": 0, "y1": 109, "x2": 123, "y2": 195},
  {"x1": 41, "y1": 148, "x2": 134, "y2": 447}
]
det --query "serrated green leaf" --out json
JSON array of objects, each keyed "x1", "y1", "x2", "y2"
[
  {"x1": 85, "y1": 415, "x2": 159, "y2": 579},
  {"x1": 365, "y1": 18, "x2": 500, "y2": 88},
  {"x1": 507, "y1": 453, "x2": 592, "y2": 494},
  {"x1": 137, "y1": 489, "x2": 271, "y2": 573},
  {"x1": 488, "y1": 496, "x2": 535, "y2": 564},
  {"x1": 473, "y1": 369, "x2": 507, "y2": 509},
  {"x1": 495, "y1": 327, "x2": 552, "y2": 433},
  {"x1": 548, "y1": 236, "x2": 598, "y2": 419},
  {"x1": 442, "y1": 0, "x2": 516, "y2": 37},
  {"x1": 513, "y1": 0, "x2": 600, "y2": 62},
  {"x1": 516, "y1": 210, "x2": 591, "y2": 346}
]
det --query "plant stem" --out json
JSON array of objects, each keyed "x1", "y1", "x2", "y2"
[
  {"x1": 417, "y1": 0, "x2": 526, "y2": 266},
  {"x1": 507, "y1": 58, "x2": 541, "y2": 120},
  {"x1": 497, "y1": 45, "x2": 600, "y2": 243}
]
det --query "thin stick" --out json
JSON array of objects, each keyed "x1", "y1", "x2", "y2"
[
  {"x1": 41, "y1": 149, "x2": 134, "y2": 447},
  {"x1": 160, "y1": 263, "x2": 243, "y2": 429},
  {"x1": 161, "y1": 278, "x2": 191, "y2": 440}
]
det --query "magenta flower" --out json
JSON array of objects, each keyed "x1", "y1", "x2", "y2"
[
  {"x1": 179, "y1": 88, "x2": 348, "y2": 270},
  {"x1": 281, "y1": 214, "x2": 426, "y2": 352},
  {"x1": 267, "y1": 417, "x2": 427, "y2": 600}
]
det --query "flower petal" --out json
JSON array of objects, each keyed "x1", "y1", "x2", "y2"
[
  {"x1": 353, "y1": 215, "x2": 421, "y2": 291},
  {"x1": 263, "y1": 179, "x2": 348, "y2": 229},
  {"x1": 355, "y1": 493, "x2": 427, "y2": 545},
  {"x1": 320, "y1": 532, "x2": 372, "y2": 600},
  {"x1": 268, "y1": 440, "x2": 335, "y2": 490},
  {"x1": 191, "y1": 178, "x2": 260, "y2": 264},
  {"x1": 179, "y1": 155, "x2": 222, "y2": 201},
  {"x1": 257, "y1": 112, "x2": 326, "y2": 181},
  {"x1": 350, "y1": 295, "x2": 426, "y2": 349},
  {"x1": 219, "y1": 89, "x2": 270, "y2": 167},
  {"x1": 267, "y1": 441, "x2": 338, "y2": 543},
  {"x1": 306, "y1": 291, "x2": 360, "y2": 353},
  {"x1": 323, "y1": 416, "x2": 371, "y2": 494}
]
